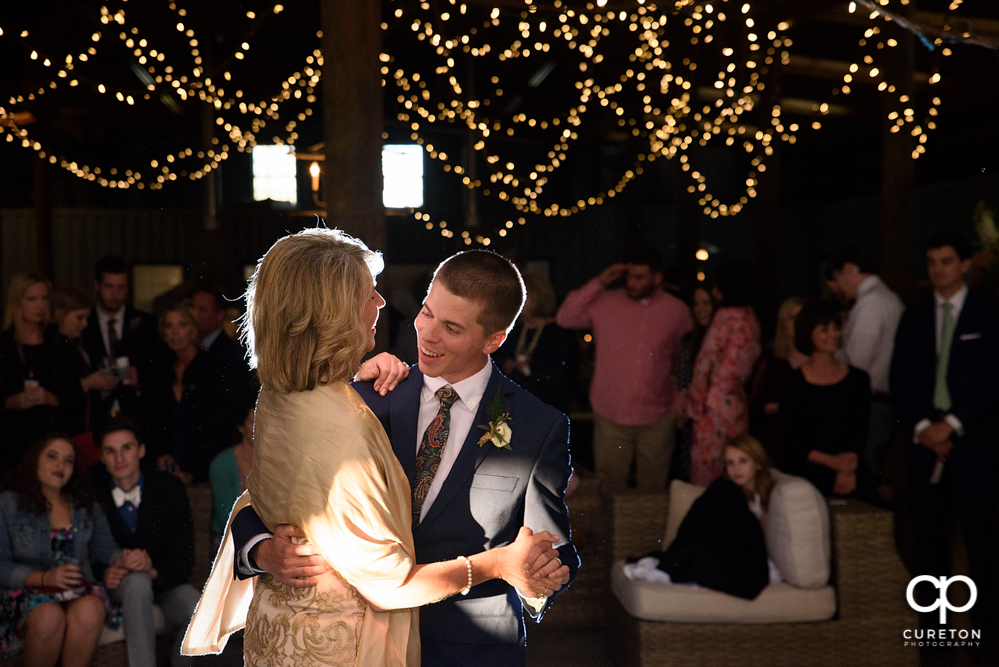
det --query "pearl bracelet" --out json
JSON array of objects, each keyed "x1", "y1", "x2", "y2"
[{"x1": 457, "y1": 555, "x2": 472, "y2": 595}]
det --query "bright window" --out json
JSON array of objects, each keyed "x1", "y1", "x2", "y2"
[
  {"x1": 252, "y1": 145, "x2": 298, "y2": 205},
  {"x1": 382, "y1": 144, "x2": 424, "y2": 209}
]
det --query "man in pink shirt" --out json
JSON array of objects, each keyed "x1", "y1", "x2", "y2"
[{"x1": 557, "y1": 249, "x2": 693, "y2": 493}]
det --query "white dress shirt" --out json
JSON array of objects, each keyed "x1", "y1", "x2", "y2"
[
  {"x1": 913, "y1": 284, "x2": 968, "y2": 443},
  {"x1": 97, "y1": 305, "x2": 126, "y2": 360},
  {"x1": 837, "y1": 275, "x2": 904, "y2": 395},
  {"x1": 416, "y1": 358, "x2": 492, "y2": 523}
]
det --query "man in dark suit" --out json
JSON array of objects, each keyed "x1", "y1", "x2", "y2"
[
  {"x1": 94, "y1": 415, "x2": 199, "y2": 667},
  {"x1": 81, "y1": 256, "x2": 163, "y2": 429},
  {"x1": 890, "y1": 231, "x2": 999, "y2": 652},
  {"x1": 191, "y1": 284, "x2": 258, "y2": 444},
  {"x1": 232, "y1": 251, "x2": 577, "y2": 666}
]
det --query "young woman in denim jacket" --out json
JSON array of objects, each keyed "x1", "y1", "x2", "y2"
[{"x1": 0, "y1": 433, "x2": 122, "y2": 666}]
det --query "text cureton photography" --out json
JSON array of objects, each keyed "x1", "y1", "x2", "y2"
[{"x1": 903, "y1": 575, "x2": 982, "y2": 648}]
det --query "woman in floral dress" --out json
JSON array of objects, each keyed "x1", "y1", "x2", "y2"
[
  {"x1": 0, "y1": 434, "x2": 123, "y2": 665},
  {"x1": 687, "y1": 261, "x2": 762, "y2": 486}
]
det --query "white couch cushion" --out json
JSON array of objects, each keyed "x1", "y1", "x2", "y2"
[
  {"x1": 611, "y1": 560, "x2": 836, "y2": 623},
  {"x1": 765, "y1": 470, "x2": 831, "y2": 589}
]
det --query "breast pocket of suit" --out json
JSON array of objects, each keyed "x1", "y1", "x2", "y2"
[{"x1": 469, "y1": 474, "x2": 520, "y2": 527}]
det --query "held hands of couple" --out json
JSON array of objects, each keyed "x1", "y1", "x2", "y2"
[
  {"x1": 502, "y1": 526, "x2": 568, "y2": 599},
  {"x1": 356, "y1": 352, "x2": 411, "y2": 396}
]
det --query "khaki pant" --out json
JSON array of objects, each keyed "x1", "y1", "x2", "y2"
[{"x1": 593, "y1": 411, "x2": 676, "y2": 494}]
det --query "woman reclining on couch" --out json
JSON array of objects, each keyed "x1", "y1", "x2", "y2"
[{"x1": 623, "y1": 435, "x2": 780, "y2": 599}]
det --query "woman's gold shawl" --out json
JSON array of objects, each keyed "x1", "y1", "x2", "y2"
[{"x1": 183, "y1": 382, "x2": 420, "y2": 666}]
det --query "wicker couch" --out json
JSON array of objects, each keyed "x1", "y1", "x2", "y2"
[{"x1": 607, "y1": 487, "x2": 919, "y2": 667}]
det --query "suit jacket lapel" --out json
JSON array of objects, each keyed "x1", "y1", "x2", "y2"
[
  {"x1": 419, "y1": 365, "x2": 509, "y2": 529},
  {"x1": 391, "y1": 369, "x2": 423, "y2": 485},
  {"x1": 135, "y1": 474, "x2": 154, "y2": 542}
]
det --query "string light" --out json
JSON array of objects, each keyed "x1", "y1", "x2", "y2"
[{"x1": 0, "y1": 0, "x2": 966, "y2": 224}]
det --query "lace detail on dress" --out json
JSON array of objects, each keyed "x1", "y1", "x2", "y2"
[{"x1": 243, "y1": 570, "x2": 366, "y2": 667}]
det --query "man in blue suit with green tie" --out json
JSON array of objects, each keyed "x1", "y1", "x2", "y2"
[{"x1": 891, "y1": 231, "x2": 999, "y2": 658}]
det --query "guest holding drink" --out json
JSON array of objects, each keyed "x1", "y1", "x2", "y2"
[
  {"x1": 51, "y1": 288, "x2": 120, "y2": 466},
  {"x1": 0, "y1": 434, "x2": 123, "y2": 665},
  {"x1": 0, "y1": 274, "x2": 83, "y2": 470}
]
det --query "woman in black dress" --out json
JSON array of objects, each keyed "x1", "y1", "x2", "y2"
[
  {"x1": 0, "y1": 273, "x2": 83, "y2": 470},
  {"x1": 747, "y1": 296, "x2": 808, "y2": 470},
  {"x1": 145, "y1": 301, "x2": 223, "y2": 484},
  {"x1": 780, "y1": 301, "x2": 873, "y2": 498}
]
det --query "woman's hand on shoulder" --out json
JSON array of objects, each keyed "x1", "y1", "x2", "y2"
[{"x1": 356, "y1": 353, "x2": 410, "y2": 396}]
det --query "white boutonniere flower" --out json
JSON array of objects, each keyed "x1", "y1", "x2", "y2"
[{"x1": 477, "y1": 388, "x2": 514, "y2": 450}]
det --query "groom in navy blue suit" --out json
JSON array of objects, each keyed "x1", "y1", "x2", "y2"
[
  {"x1": 891, "y1": 232, "x2": 999, "y2": 651},
  {"x1": 232, "y1": 250, "x2": 577, "y2": 666}
]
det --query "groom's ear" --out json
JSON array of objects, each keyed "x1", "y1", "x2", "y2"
[{"x1": 482, "y1": 330, "x2": 507, "y2": 355}]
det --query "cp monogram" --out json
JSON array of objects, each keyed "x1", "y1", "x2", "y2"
[{"x1": 906, "y1": 575, "x2": 977, "y2": 624}]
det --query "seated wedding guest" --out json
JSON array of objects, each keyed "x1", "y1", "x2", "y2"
[
  {"x1": 191, "y1": 284, "x2": 257, "y2": 444},
  {"x1": 52, "y1": 287, "x2": 120, "y2": 467},
  {"x1": 209, "y1": 402, "x2": 255, "y2": 550},
  {"x1": 80, "y1": 257, "x2": 163, "y2": 430},
  {"x1": 687, "y1": 261, "x2": 761, "y2": 486},
  {"x1": 0, "y1": 434, "x2": 122, "y2": 666},
  {"x1": 1, "y1": 273, "x2": 83, "y2": 471},
  {"x1": 497, "y1": 273, "x2": 579, "y2": 412},
  {"x1": 145, "y1": 302, "x2": 223, "y2": 484},
  {"x1": 93, "y1": 416, "x2": 198, "y2": 667},
  {"x1": 781, "y1": 301, "x2": 873, "y2": 498},
  {"x1": 623, "y1": 434, "x2": 777, "y2": 600},
  {"x1": 747, "y1": 296, "x2": 808, "y2": 470},
  {"x1": 671, "y1": 286, "x2": 716, "y2": 481}
]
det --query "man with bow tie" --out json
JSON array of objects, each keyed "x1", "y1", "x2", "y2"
[{"x1": 94, "y1": 416, "x2": 199, "y2": 667}]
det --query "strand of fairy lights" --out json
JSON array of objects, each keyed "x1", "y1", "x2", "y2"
[
  {"x1": 0, "y1": 3, "x2": 316, "y2": 189},
  {"x1": 390, "y1": 0, "x2": 791, "y2": 241},
  {"x1": 0, "y1": 0, "x2": 968, "y2": 221}
]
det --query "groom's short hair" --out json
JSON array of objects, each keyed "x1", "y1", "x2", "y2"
[{"x1": 432, "y1": 251, "x2": 525, "y2": 335}]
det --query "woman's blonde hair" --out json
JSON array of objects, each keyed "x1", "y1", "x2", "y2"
[
  {"x1": 773, "y1": 296, "x2": 807, "y2": 360},
  {"x1": 159, "y1": 300, "x2": 199, "y2": 345},
  {"x1": 241, "y1": 228, "x2": 383, "y2": 393},
  {"x1": 3, "y1": 272, "x2": 52, "y2": 343},
  {"x1": 722, "y1": 434, "x2": 774, "y2": 509}
]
